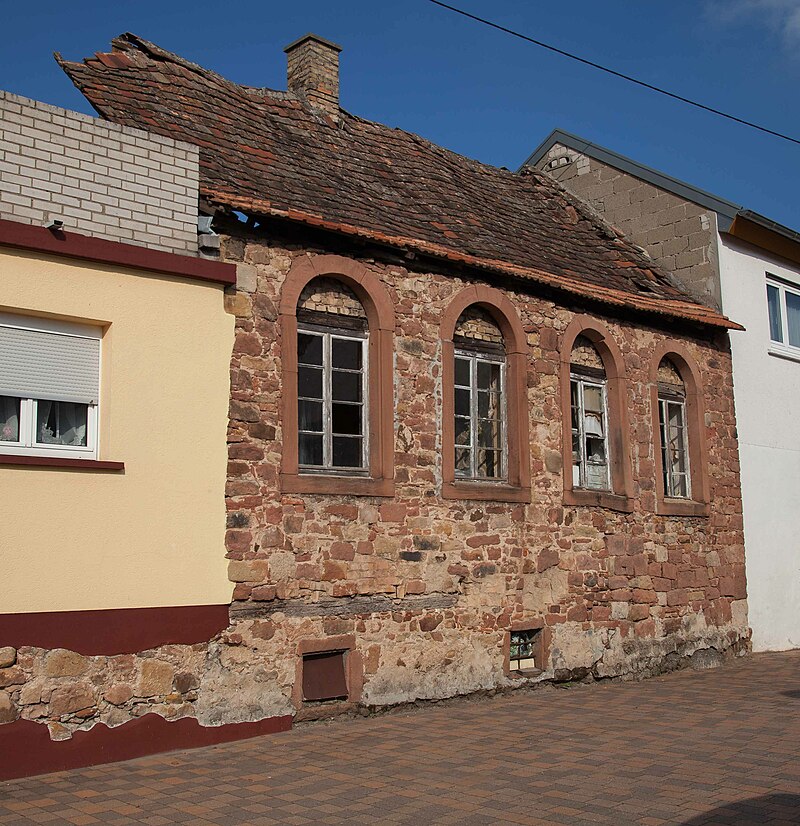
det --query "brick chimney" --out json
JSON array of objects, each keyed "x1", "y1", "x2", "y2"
[{"x1": 284, "y1": 34, "x2": 342, "y2": 122}]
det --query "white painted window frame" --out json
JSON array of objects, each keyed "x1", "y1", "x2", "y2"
[
  {"x1": 453, "y1": 348, "x2": 507, "y2": 482},
  {"x1": 297, "y1": 324, "x2": 369, "y2": 474},
  {"x1": 0, "y1": 313, "x2": 101, "y2": 460},
  {"x1": 570, "y1": 374, "x2": 610, "y2": 491},
  {"x1": 766, "y1": 275, "x2": 800, "y2": 361},
  {"x1": 658, "y1": 394, "x2": 691, "y2": 500}
]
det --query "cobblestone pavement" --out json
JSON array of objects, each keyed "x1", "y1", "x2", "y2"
[{"x1": 2, "y1": 651, "x2": 799, "y2": 826}]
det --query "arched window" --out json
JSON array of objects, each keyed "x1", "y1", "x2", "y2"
[
  {"x1": 279, "y1": 255, "x2": 395, "y2": 497},
  {"x1": 650, "y1": 344, "x2": 710, "y2": 517},
  {"x1": 560, "y1": 316, "x2": 633, "y2": 512},
  {"x1": 441, "y1": 286, "x2": 530, "y2": 502}
]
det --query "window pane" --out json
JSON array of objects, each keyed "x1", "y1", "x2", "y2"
[
  {"x1": 332, "y1": 403, "x2": 362, "y2": 435},
  {"x1": 332, "y1": 370, "x2": 362, "y2": 402},
  {"x1": 455, "y1": 447, "x2": 471, "y2": 475},
  {"x1": 478, "y1": 390, "x2": 502, "y2": 419},
  {"x1": 299, "y1": 433, "x2": 323, "y2": 466},
  {"x1": 478, "y1": 449, "x2": 501, "y2": 478},
  {"x1": 298, "y1": 333, "x2": 323, "y2": 365},
  {"x1": 0, "y1": 396, "x2": 20, "y2": 442},
  {"x1": 478, "y1": 419, "x2": 499, "y2": 449},
  {"x1": 455, "y1": 387, "x2": 471, "y2": 416},
  {"x1": 454, "y1": 358, "x2": 470, "y2": 386},
  {"x1": 570, "y1": 381, "x2": 580, "y2": 430},
  {"x1": 298, "y1": 365, "x2": 323, "y2": 398},
  {"x1": 477, "y1": 361, "x2": 501, "y2": 391},
  {"x1": 332, "y1": 337, "x2": 362, "y2": 370},
  {"x1": 767, "y1": 284, "x2": 783, "y2": 343},
  {"x1": 583, "y1": 385, "x2": 603, "y2": 413},
  {"x1": 298, "y1": 399, "x2": 323, "y2": 432},
  {"x1": 36, "y1": 400, "x2": 88, "y2": 446},
  {"x1": 786, "y1": 290, "x2": 800, "y2": 348},
  {"x1": 333, "y1": 436, "x2": 362, "y2": 468},
  {"x1": 586, "y1": 437, "x2": 606, "y2": 464},
  {"x1": 672, "y1": 474, "x2": 688, "y2": 498},
  {"x1": 455, "y1": 416, "x2": 470, "y2": 445}
]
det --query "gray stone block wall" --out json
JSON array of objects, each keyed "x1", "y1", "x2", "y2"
[
  {"x1": 532, "y1": 145, "x2": 721, "y2": 310},
  {"x1": 0, "y1": 91, "x2": 199, "y2": 256}
]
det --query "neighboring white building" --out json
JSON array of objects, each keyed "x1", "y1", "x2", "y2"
[{"x1": 527, "y1": 131, "x2": 800, "y2": 652}]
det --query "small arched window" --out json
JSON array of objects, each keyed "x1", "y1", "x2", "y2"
[
  {"x1": 650, "y1": 344, "x2": 710, "y2": 517},
  {"x1": 656, "y1": 358, "x2": 690, "y2": 499},
  {"x1": 569, "y1": 336, "x2": 610, "y2": 491},
  {"x1": 296, "y1": 278, "x2": 369, "y2": 472},
  {"x1": 560, "y1": 316, "x2": 633, "y2": 512},
  {"x1": 280, "y1": 255, "x2": 395, "y2": 497},
  {"x1": 453, "y1": 307, "x2": 506, "y2": 481},
  {"x1": 441, "y1": 286, "x2": 530, "y2": 503}
]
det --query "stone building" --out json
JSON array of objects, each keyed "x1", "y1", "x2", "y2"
[
  {"x1": 0, "y1": 34, "x2": 750, "y2": 778},
  {"x1": 526, "y1": 130, "x2": 800, "y2": 652}
]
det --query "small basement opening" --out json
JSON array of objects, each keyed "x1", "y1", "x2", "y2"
[{"x1": 302, "y1": 650, "x2": 349, "y2": 702}]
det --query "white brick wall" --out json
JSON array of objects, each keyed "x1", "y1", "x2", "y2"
[{"x1": 0, "y1": 91, "x2": 199, "y2": 256}]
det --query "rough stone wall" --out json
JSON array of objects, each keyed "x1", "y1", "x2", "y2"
[
  {"x1": 455, "y1": 307, "x2": 504, "y2": 344},
  {"x1": 532, "y1": 145, "x2": 722, "y2": 310},
  {"x1": 0, "y1": 91, "x2": 199, "y2": 255},
  {"x1": 0, "y1": 231, "x2": 749, "y2": 739}
]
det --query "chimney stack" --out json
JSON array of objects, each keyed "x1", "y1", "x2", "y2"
[{"x1": 284, "y1": 34, "x2": 342, "y2": 122}]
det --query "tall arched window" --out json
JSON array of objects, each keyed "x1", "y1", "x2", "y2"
[
  {"x1": 280, "y1": 255, "x2": 395, "y2": 497},
  {"x1": 441, "y1": 286, "x2": 530, "y2": 503},
  {"x1": 650, "y1": 344, "x2": 710, "y2": 517},
  {"x1": 560, "y1": 316, "x2": 633, "y2": 512}
]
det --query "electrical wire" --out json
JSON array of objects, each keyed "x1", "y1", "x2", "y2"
[{"x1": 427, "y1": 0, "x2": 800, "y2": 147}]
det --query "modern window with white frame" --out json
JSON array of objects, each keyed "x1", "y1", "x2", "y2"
[
  {"x1": 658, "y1": 390, "x2": 690, "y2": 499},
  {"x1": 570, "y1": 370, "x2": 610, "y2": 491},
  {"x1": 453, "y1": 349, "x2": 506, "y2": 481},
  {"x1": 0, "y1": 312, "x2": 102, "y2": 460},
  {"x1": 766, "y1": 275, "x2": 800, "y2": 356},
  {"x1": 297, "y1": 324, "x2": 368, "y2": 473}
]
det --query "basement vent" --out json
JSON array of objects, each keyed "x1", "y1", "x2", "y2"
[
  {"x1": 509, "y1": 629, "x2": 542, "y2": 672},
  {"x1": 302, "y1": 650, "x2": 348, "y2": 702}
]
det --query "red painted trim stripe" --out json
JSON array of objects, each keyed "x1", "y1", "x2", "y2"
[
  {"x1": 0, "y1": 455, "x2": 124, "y2": 471},
  {"x1": 0, "y1": 218, "x2": 236, "y2": 286},
  {"x1": 0, "y1": 605, "x2": 231, "y2": 655},
  {"x1": 0, "y1": 713, "x2": 292, "y2": 781}
]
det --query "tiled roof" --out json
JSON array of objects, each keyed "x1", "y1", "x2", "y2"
[{"x1": 58, "y1": 34, "x2": 740, "y2": 330}]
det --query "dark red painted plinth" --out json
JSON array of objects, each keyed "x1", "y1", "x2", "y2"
[{"x1": 0, "y1": 713, "x2": 292, "y2": 782}]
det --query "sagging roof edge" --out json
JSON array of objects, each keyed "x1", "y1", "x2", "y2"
[{"x1": 208, "y1": 188, "x2": 743, "y2": 331}]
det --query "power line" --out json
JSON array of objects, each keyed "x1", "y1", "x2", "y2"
[{"x1": 427, "y1": 0, "x2": 800, "y2": 147}]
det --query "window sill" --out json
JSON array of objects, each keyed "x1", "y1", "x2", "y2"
[
  {"x1": 768, "y1": 345, "x2": 800, "y2": 364},
  {"x1": 442, "y1": 481, "x2": 530, "y2": 503},
  {"x1": 280, "y1": 473, "x2": 394, "y2": 497},
  {"x1": 657, "y1": 498, "x2": 709, "y2": 517},
  {"x1": 507, "y1": 668, "x2": 543, "y2": 680},
  {"x1": 563, "y1": 488, "x2": 633, "y2": 513},
  {"x1": 0, "y1": 455, "x2": 124, "y2": 471}
]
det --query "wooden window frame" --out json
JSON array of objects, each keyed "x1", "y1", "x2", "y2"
[
  {"x1": 570, "y1": 372, "x2": 611, "y2": 492},
  {"x1": 297, "y1": 325, "x2": 369, "y2": 474},
  {"x1": 503, "y1": 620, "x2": 550, "y2": 679},
  {"x1": 279, "y1": 255, "x2": 395, "y2": 497},
  {"x1": 453, "y1": 347, "x2": 507, "y2": 482},
  {"x1": 560, "y1": 316, "x2": 633, "y2": 512},
  {"x1": 441, "y1": 285, "x2": 530, "y2": 503},
  {"x1": 650, "y1": 344, "x2": 710, "y2": 517}
]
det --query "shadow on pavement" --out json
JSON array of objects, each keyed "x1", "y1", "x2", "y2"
[{"x1": 676, "y1": 793, "x2": 800, "y2": 825}]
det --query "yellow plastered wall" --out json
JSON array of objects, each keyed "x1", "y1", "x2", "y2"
[{"x1": 0, "y1": 248, "x2": 235, "y2": 613}]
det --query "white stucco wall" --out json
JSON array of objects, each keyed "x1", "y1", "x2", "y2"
[{"x1": 718, "y1": 234, "x2": 800, "y2": 651}]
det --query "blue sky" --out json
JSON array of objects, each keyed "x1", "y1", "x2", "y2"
[{"x1": 3, "y1": 0, "x2": 800, "y2": 230}]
